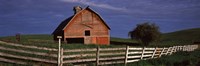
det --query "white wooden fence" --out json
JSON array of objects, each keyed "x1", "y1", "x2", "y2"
[
  {"x1": 0, "y1": 41, "x2": 58, "y2": 65},
  {"x1": 0, "y1": 41, "x2": 198, "y2": 66},
  {"x1": 61, "y1": 45, "x2": 198, "y2": 66},
  {"x1": 124, "y1": 45, "x2": 198, "y2": 65}
]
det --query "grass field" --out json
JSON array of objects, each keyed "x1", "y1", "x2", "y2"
[
  {"x1": 0, "y1": 34, "x2": 127, "y2": 49},
  {"x1": 1, "y1": 28, "x2": 200, "y2": 48},
  {"x1": 162, "y1": 28, "x2": 200, "y2": 41},
  {"x1": 0, "y1": 28, "x2": 199, "y2": 66},
  {"x1": 158, "y1": 28, "x2": 200, "y2": 47}
]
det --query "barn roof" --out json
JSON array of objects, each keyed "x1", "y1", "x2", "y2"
[
  {"x1": 52, "y1": 16, "x2": 73, "y2": 34},
  {"x1": 52, "y1": 6, "x2": 110, "y2": 34},
  {"x1": 85, "y1": 7, "x2": 111, "y2": 30}
]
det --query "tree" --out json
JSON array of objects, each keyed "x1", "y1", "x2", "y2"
[{"x1": 129, "y1": 22, "x2": 161, "y2": 46}]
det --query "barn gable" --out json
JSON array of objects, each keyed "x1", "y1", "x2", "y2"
[
  {"x1": 53, "y1": 6, "x2": 110, "y2": 45},
  {"x1": 62, "y1": 7, "x2": 110, "y2": 31}
]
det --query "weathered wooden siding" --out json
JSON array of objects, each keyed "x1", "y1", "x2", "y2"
[
  {"x1": 96, "y1": 37, "x2": 109, "y2": 45},
  {"x1": 63, "y1": 9, "x2": 110, "y2": 45}
]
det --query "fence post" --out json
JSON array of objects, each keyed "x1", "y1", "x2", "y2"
[
  {"x1": 185, "y1": 45, "x2": 187, "y2": 51},
  {"x1": 191, "y1": 45, "x2": 194, "y2": 51},
  {"x1": 179, "y1": 46, "x2": 182, "y2": 51},
  {"x1": 177, "y1": 46, "x2": 179, "y2": 51},
  {"x1": 141, "y1": 47, "x2": 145, "y2": 59},
  {"x1": 191, "y1": 45, "x2": 193, "y2": 51},
  {"x1": 57, "y1": 36, "x2": 62, "y2": 66},
  {"x1": 96, "y1": 46, "x2": 100, "y2": 66},
  {"x1": 159, "y1": 47, "x2": 165, "y2": 57},
  {"x1": 188, "y1": 45, "x2": 190, "y2": 51},
  {"x1": 151, "y1": 47, "x2": 157, "y2": 59},
  {"x1": 174, "y1": 46, "x2": 177, "y2": 52},
  {"x1": 166, "y1": 47, "x2": 170, "y2": 55},
  {"x1": 60, "y1": 48, "x2": 63, "y2": 66},
  {"x1": 180, "y1": 46, "x2": 183, "y2": 51},
  {"x1": 185, "y1": 45, "x2": 188, "y2": 51},
  {"x1": 180, "y1": 46, "x2": 182, "y2": 51},
  {"x1": 193, "y1": 45, "x2": 195, "y2": 51},
  {"x1": 125, "y1": 46, "x2": 129, "y2": 66},
  {"x1": 183, "y1": 45, "x2": 186, "y2": 51},
  {"x1": 170, "y1": 46, "x2": 174, "y2": 55}
]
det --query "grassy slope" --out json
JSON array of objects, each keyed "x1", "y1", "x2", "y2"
[
  {"x1": 162, "y1": 28, "x2": 200, "y2": 41},
  {"x1": 0, "y1": 28, "x2": 200, "y2": 66},
  {"x1": 0, "y1": 28, "x2": 200, "y2": 47},
  {"x1": 110, "y1": 28, "x2": 200, "y2": 46},
  {"x1": 158, "y1": 28, "x2": 200, "y2": 46},
  {"x1": 0, "y1": 34, "x2": 125, "y2": 49}
]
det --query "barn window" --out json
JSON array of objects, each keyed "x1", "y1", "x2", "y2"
[{"x1": 85, "y1": 30, "x2": 90, "y2": 36}]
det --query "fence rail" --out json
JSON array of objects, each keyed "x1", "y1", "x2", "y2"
[
  {"x1": 0, "y1": 41, "x2": 58, "y2": 65},
  {"x1": 0, "y1": 41, "x2": 199, "y2": 66},
  {"x1": 0, "y1": 41, "x2": 57, "y2": 51},
  {"x1": 61, "y1": 44, "x2": 198, "y2": 66}
]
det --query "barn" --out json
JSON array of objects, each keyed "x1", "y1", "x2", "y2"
[{"x1": 52, "y1": 6, "x2": 110, "y2": 45}]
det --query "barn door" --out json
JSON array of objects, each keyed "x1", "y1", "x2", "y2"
[
  {"x1": 96, "y1": 37, "x2": 109, "y2": 45},
  {"x1": 85, "y1": 37, "x2": 91, "y2": 44},
  {"x1": 84, "y1": 30, "x2": 91, "y2": 44}
]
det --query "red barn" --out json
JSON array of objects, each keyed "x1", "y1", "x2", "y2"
[{"x1": 52, "y1": 6, "x2": 110, "y2": 45}]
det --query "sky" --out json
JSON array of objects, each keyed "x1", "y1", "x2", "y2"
[{"x1": 0, "y1": 0, "x2": 200, "y2": 38}]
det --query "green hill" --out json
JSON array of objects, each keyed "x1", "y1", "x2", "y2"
[
  {"x1": 158, "y1": 28, "x2": 200, "y2": 46},
  {"x1": 111, "y1": 28, "x2": 200, "y2": 46},
  {"x1": 0, "y1": 34, "x2": 125, "y2": 49},
  {"x1": 0, "y1": 28, "x2": 199, "y2": 65},
  {"x1": 0, "y1": 28, "x2": 199, "y2": 47},
  {"x1": 162, "y1": 28, "x2": 200, "y2": 41}
]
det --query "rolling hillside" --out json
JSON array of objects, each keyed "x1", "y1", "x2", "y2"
[
  {"x1": 111, "y1": 28, "x2": 200, "y2": 46},
  {"x1": 157, "y1": 28, "x2": 200, "y2": 46},
  {"x1": 0, "y1": 28, "x2": 199, "y2": 47},
  {"x1": 0, "y1": 29, "x2": 199, "y2": 66},
  {"x1": 162, "y1": 28, "x2": 200, "y2": 41}
]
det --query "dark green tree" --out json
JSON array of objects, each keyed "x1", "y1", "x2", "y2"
[{"x1": 129, "y1": 22, "x2": 161, "y2": 46}]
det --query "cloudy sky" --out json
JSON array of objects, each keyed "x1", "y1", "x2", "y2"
[{"x1": 0, "y1": 0, "x2": 200, "y2": 38}]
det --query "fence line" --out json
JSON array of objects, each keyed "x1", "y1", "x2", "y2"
[
  {"x1": 0, "y1": 41, "x2": 198, "y2": 66},
  {"x1": 0, "y1": 41, "x2": 57, "y2": 51},
  {"x1": 0, "y1": 46, "x2": 57, "y2": 58},
  {"x1": 62, "y1": 45, "x2": 198, "y2": 66},
  {"x1": 0, "y1": 57, "x2": 27, "y2": 64},
  {"x1": 0, "y1": 41, "x2": 58, "y2": 64}
]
